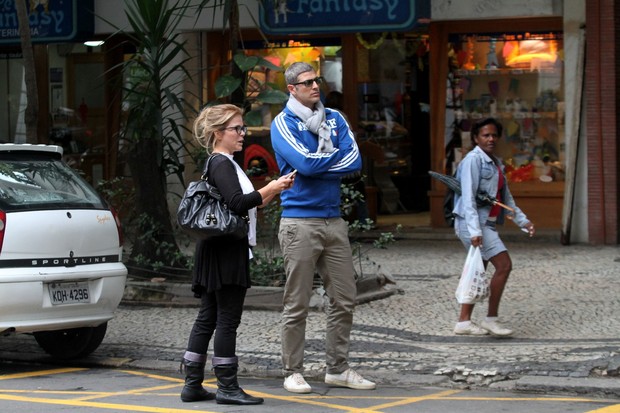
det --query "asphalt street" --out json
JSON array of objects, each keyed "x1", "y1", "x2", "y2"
[
  {"x1": 1, "y1": 364, "x2": 619, "y2": 413},
  {"x1": 2, "y1": 229, "x2": 620, "y2": 398}
]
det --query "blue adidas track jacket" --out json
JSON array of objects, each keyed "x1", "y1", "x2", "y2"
[{"x1": 270, "y1": 106, "x2": 362, "y2": 218}]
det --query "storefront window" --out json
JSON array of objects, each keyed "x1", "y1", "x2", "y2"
[
  {"x1": 0, "y1": 55, "x2": 27, "y2": 143},
  {"x1": 355, "y1": 34, "x2": 430, "y2": 213},
  {"x1": 240, "y1": 40, "x2": 342, "y2": 178},
  {"x1": 445, "y1": 32, "x2": 564, "y2": 184},
  {"x1": 241, "y1": 35, "x2": 432, "y2": 214},
  {"x1": 243, "y1": 39, "x2": 343, "y2": 126},
  {"x1": 47, "y1": 43, "x2": 107, "y2": 185},
  {"x1": 356, "y1": 36, "x2": 414, "y2": 172}
]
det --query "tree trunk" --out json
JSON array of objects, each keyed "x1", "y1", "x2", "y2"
[
  {"x1": 229, "y1": 0, "x2": 245, "y2": 108},
  {"x1": 15, "y1": 0, "x2": 39, "y2": 143},
  {"x1": 126, "y1": 136, "x2": 180, "y2": 265}
]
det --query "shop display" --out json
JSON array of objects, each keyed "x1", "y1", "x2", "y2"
[{"x1": 444, "y1": 32, "x2": 564, "y2": 185}]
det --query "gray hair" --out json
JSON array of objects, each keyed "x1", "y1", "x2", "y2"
[{"x1": 285, "y1": 62, "x2": 315, "y2": 85}]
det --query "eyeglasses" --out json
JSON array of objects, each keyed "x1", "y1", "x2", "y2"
[
  {"x1": 291, "y1": 76, "x2": 324, "y2": 88},
  {"x1": 221, "y1": 125, "x2": 247, "y2": 135}
]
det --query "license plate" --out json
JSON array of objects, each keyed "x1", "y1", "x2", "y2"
[{"x1": 49, "y1": 281, "x2": 90, "y2": 305}]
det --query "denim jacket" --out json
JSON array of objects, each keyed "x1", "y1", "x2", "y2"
[{"x1": 453, "y1": 145, "x2": 530, "y2": 238}]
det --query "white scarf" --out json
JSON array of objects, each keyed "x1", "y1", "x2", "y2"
[
  {"x1": 219, "y1": 154, "x2": 257, "y2": 255},
  {"x1": 286, "y1": 94, "x2": 335, "y2": 153}
]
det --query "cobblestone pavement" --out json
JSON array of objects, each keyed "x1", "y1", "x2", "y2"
[{"x1": 3, "y1": 234, "x2": 620, "y2": 394}]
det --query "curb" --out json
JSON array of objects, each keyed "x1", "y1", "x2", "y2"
[
  {"x1": 357, "y1": 227, "x2": 562, "y2": 243},
  {"x1": 512, "y1": 376, "x2": 620, "y2": 398},
  {"x1": 121, "y1": 273, "x2": 402, "y2": 310},
  {"x1": 4, "y1": 349, "x2": 619, "y2": 398}
]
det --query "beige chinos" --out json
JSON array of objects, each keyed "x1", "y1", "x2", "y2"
[{"x1": 278, "y1": 217, "x2": 357, "y2": 375}]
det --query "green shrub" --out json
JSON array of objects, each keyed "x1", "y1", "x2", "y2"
[{"x1": 250, "y1": 178, "x2": 399, "y2": 286}]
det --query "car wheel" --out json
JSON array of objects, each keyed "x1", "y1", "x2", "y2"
[
  {"x1": 79, "y1": 322, "x2": 108, "y2": 357},
  {"x1": 33, "y1": 322, "x2": 107, "y2": 359}
]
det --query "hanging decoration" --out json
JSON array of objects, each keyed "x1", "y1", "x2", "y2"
[
  {"x1": 356, "y1": 32, "x2": 388, "y2": 50},
  {"x1": 356, "y1": 32, "x2": 429, "y2": 72}
]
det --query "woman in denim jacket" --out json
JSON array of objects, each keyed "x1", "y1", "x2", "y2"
[{"x1": 452, "y1": 117, "x2": 535, "y2": 336}]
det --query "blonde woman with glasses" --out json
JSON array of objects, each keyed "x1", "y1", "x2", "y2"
[{"x1": 180, "y1": 104, "x2": 295, "y2": 405}]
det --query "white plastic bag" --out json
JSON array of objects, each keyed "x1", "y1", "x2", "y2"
[{"x1": 455, "y1": 246, "x2": 489, "y2": 304}]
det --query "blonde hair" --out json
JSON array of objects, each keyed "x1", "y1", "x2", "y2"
[{"x1": 193, "y1": 104, "x2": 243, "y2": 154}]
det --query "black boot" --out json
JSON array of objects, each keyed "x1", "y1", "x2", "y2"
[
  {"x1": 213, "y1": 357, "x2": 263, "y2": 405},
  {"x1": 180, "y1": 359, "x2": 216, "y2": 402}
]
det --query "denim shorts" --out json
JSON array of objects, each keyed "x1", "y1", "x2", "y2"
[{"x1": 454, "y1": 218, "x2": 507, "y2": 261}]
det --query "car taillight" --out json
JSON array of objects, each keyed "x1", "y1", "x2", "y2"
[
  {"x1": 110, "y1": 207, "x2": 124, "y2": 247},
  {"x1": 0, "y1": 210, "x2": 5, "y2": 253}
]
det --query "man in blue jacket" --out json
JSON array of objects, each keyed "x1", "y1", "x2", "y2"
[{"x1": 271, "y1": 62, "x2": 376, "y2": 394}]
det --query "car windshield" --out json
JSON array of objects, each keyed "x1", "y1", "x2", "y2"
[{"x1": 0, "y1": 153, "x2": 106, "y2": 211}]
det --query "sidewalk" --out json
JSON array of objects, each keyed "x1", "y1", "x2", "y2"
[{"x1": 2, "y1": 229, "x2": 620, "y2": 397}]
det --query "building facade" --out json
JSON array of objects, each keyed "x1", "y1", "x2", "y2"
[{"x1": 0, "y1": 0, "x2": 616, "y2": 244}]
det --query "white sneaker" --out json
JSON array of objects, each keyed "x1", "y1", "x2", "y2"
[
  {"x1": 454, "y1": 322, "x2": 489, "y2": 336},
  {"x1": 480, "y1": 319, "x2": 513, "y2": 336},
  {"x1": 325, "y1": 369, "x2": 376, "y2": 390},
  {"x1": 283, "y1": 373, "x2": 312, "y2": 393}
]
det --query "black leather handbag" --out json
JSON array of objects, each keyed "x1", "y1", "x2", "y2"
[{"x1": 177, "y1": 155, "x2": 249, "y2": 240}]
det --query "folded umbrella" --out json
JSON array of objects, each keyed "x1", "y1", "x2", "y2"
[
  {"x1": 428, "y1": 170, "x2": 514, "y2": 213},
  {"x1": 428, "y1": 170, "x2": 460, "y2": 194}
]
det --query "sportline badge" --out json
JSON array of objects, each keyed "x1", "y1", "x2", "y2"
[{"x1": 0, "y1": 255, "x2": 120, "y2": 268}]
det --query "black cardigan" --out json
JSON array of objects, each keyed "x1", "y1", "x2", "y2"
[{"x1": 191, "y1": 154, "x2": 263, "y2": 295}]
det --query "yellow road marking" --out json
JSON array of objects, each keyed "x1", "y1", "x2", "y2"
[
  {"x1": 1, "y1": 367, "x2": 617, "y2": 413},
  {"x1": 0, "y1": 389, "x2": 106, "y2": 395},
  {"x1": 224, "y1": 389, "x2": 456, "y2": 413},
  {"x1": 0, "y1": 368, "x2": 86, "y2": 380},
  {"x1": 120, "y1": 370, "x2": 185, "y2": 383},
  {"x1": 232, "y1": 391, "x2": 378, "y2": 412},
  {"x1": 0, "y1": 394, "x2": 218, "y2": 413},
  {"x1": 73, "y1": 383, "x2": 183, "y2": 401},
  {"x1": 350, "y1": 389, "x2": 462, "y2": 412},
  {"x1": 120, "y1": 370, "x2": 218, "y2": 387},
  {"x1": 586, "y1": 405, "x2": 620, "y2": 413},
  {"x1": 445, "y1": 396, "x2": 609, "y2": 402}
]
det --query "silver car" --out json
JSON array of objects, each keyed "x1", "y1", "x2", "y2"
[{"x1": 0, "y1": 144, "x2": 127, "y2": 359}]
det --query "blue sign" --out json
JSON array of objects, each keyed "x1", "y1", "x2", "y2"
[
  {"x1": 0, "y1": 0, "x2": 94, "y2": 44},
  {"x1": 260, "y1": 0, "x2": 429, "y2": 35}
]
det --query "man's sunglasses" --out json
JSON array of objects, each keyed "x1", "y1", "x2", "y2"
[{"x1": 291, "y1": 76, "x2": 324, "y2": 88}]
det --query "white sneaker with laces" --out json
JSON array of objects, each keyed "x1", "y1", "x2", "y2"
[
  {"x1": 480, "y1": 319, "x2": 513, "y2": 336},
  {"x1": 454, "y1": 322, "x2": 489, "y2": 336},
  {"x1": 325, "y1": 369, "x2": 376, "y2": 390},
  {"x1": 283, "y1": 373, "x2": 312, "y2": 393}
]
